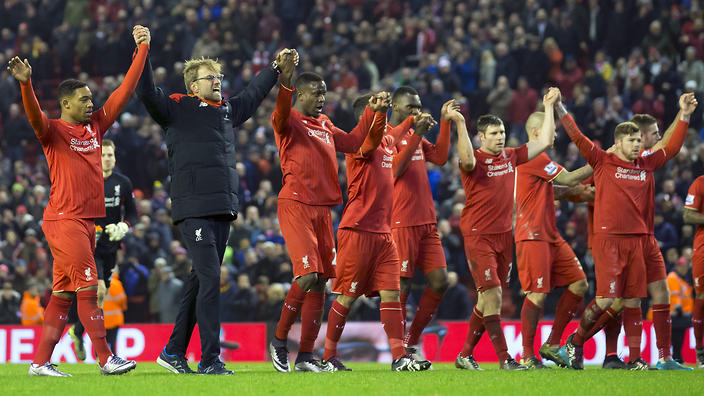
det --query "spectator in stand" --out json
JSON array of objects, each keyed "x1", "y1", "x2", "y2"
[
  {"x1": 436, "y1": 271, "x2": 471, "y2": 320},
  {"x1": 20, "y1": 281, "x2": 43, "y2": 325},
  {"x1": 508, "y1": 76, "x2": 538, "y2": 140},
  {"x1": 666, "y1": 258, "x2": 694, "y2": 363},
  {"x1": 0, "y1": 281, "x2": 21, "y2": 324}
]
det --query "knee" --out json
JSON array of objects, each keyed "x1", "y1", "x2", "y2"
[
  {"x1": 649, "y1": 280, "x2": 670, "y2": 304},
  {"x1": 623, "y1": 298, "x2": 640, "y2": 308},
  {"x1": 526, "y1": 292, "x2": 547, "y2": 308},
  {"x1": 52, "y1": 291, "x2": 75, "y2": 300},
  {"x1": 568, "y1": 278, "x2": 589, "y2": 296},
  {"x1": 295, "y1": 273, "x2": 319, "y2": 292},
  {"x1": 336, "y1": 294, "x2": 355, "y2": 308},
  {"x1": 429, "y1": 275, "x2": 449, "y2": 294},
  {"x1": 595, "y1": 297, "x2": 614, "y2": 309},
  {"x1": 480, "y1": 287, "x2": 502, "y2": 308},
  {"x1": 400, "y1": 278, "x2": 412, "y2": 295}
]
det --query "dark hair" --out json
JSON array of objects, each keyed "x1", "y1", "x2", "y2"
[
  {"x1": 630, "y1": 114, "x2": 657, "y2": 130},
  {"x1": 476, "y1": 114, "x2": 504, "y2": 133},
  {"x1": 353, "y1": 93, "x2": 373, "y2": 121},
  {"x1": 294, "y1": 72, "x2": 324, "y2": 89},
  {"x1": 391, "y1": 86, "x2": 419, "y2": 103},
  {"x1": 614, "y1": 121, "x2": 640, "y2": 140},
  {"x1": 57, "y1": 79, "x2": 88, "y2": 105}
]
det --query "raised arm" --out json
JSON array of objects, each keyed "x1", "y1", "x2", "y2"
[
  {"x1": 554, "y1": 183, "x2": 595, "y2": 202},
  {"x1": 94, "y1": 26, "x2": 150, "y2": 133},
  {"x1": 661, "y1": 93, "x2": 697, "y2": 160},
  {"x1": 270, "y1": 50, "x2": 298, "y2": 134},
  {"x1": 452, "y1": 108, "x2": 475, "y2": 172},
  {"x1": 555, "y1": 98, "x2": 599, "y2": 162},
  {"x1": 684, "y1": 207, "x2": 704, "y2": 225},
  {"x1": 526, "y1": 87, "x2": 558, "y2": 160},
  {"x1": 358, "y1": 92, "x2": 391, "y2": 157},
  {"x1": 8, "y1": 57, "x2": 50, "y2": 142},
  {"x1": 333, "y1": 92, "x2": 389, "y2": 154},
  {"x1": 651, "y1": 93, "x2": 697, "y2": 152},
  {"x1": 423, "y1": 99, "x2": 457, "y2": 165}
]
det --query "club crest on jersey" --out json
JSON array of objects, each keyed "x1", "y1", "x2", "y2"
[
  {"x1": 86, "y1": 124, "x2": 95, "y2": 137},
  {"x1": 401, "y1": 260, "x2": 408, "y2": 273},
  {"x1": 349, "y1": 282, "x2": 358, "y2": 294},
  {"x1": 114, "y1": 184, "x2": 120, "y2": 196},
  {"x1": 544, "y1": 162, "x2": 559, "y2": 176},
  {"x1": 485, "y1": 158, "x2": 493, "y2": 164},
  {"x1": 686, "y1": 194, "x2": 695, "y2": 206}
]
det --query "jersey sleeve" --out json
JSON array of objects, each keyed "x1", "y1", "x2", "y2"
[
  {"x1": 513, "y1": 144, "x2": 530, "y2": 166},
  {"x1": 271, "y1": 84, "x2": 293, "y2": 134},
  {"x1": 527, "y1": 154, "x2": 564, "y2": 182},
  {"x1": 19, "y1": 79, "x2": 51, "y2": 144},
  {"x1": 422, "y1": 119, "x2": 451, "y2": 165},
  {"x1": 560, "y1": 113, "x2": 604, "y2": 167},
  {"x1": 686, "y1": 178, "x2": 704, "y2": 213},
  {"x1": 331, "y1": 107, "x2": 385, "y2": 154}
]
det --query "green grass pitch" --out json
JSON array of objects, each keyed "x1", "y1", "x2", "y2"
[{"x1": 4, "y1": 362, "x2": 703, "y2": 395}]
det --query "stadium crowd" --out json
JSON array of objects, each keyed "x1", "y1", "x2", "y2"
[{"x1": 0, "y1": 0, "x2": 703, "y2": 327}]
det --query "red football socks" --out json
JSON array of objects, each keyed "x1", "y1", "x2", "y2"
[
  {"x1": 461, "y1": 308, "x2": 484, "y2": 357},
  {"x1": 651, "y1": 304, "x2": 672, "y2": 360},
  {"x1": 546, "y1": 289, "x2": 582, "y2": 346},
  {"x1": 521, "y1": 299, "x2": 542, "y2": 359},
  {"x1": 573, "y1": 300, "x2": 604, "y2": 346},
  {"x1": 484, "y1": 314, "x2": 510, "y2": 362},
  {"x1": 299, "y1": 291, "x2": 324, "y2": 353},
  {"x1": 623, "y1": 306, "x2": 643, "y2": 362},
  {"x1": 323, "y1": 301, "x2": 350, "y2": 361},
  {"x1": 77, "y1": 289, "x2": 112, "y2": 366},
  {"x1": 380, "y1": 301, "x2": 405, "y2": 360},
  {"x1": 32, "y1": 295, "x2": 72, "y2": 365},
  {"x1": 404, "y1": 288, "x2": 443, "y2": 347},
  {"x1": 400, "y1": 292, "x2": 409, "y2": 334},
  {"x1": 694, "y1": 298, "x2": 704, "y2": 350},
  {"x1": 603, "y1": 309, "x2": 622, "y2": 356},
  {"x1": 275, "y1": 281, "x2": 306, "y2": 340}
]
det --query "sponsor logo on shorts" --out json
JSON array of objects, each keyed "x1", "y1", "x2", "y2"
[
  {"x1": 85, "y1": 268, "x2": 93, "y2": 281},
  {"x1": 686, "y1": 194, "x2": 695, "y2": 206},
  {"x1": 349, "y1": 281, "x2": 358, "y2": 294},
  {"x1": 401, "y1": 260, "x2": 408, "y2": 273},
  {"x1": 544, "y1": 162, "x2": 559, "y2": 176},
  {"x1": 302, "y1": 255, "x2": 310, "y2": 269},
  {"x1": 609, "y1": 281, "x2": 616, "y2": 294},
  {"x1": 195, "y1": 228, "x2": 203, "y2": 242},
  {"x1": 537, "y1": 277, "x2": 543, "y2": 289}
]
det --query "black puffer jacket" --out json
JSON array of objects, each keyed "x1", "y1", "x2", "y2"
[{"x1": 137, "y1": 57, "x2": 278, "y2": 223}]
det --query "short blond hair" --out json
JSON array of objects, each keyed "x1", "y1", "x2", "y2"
[
  {"x1": 183, "y1": 57, "x2": 222, "y2": 94},
  {"x1": 614, "y1": 121, "x2": 640, "y2": 141},
  {"x1": 525, "y1": 111, "x2": 545, "y2": 136}
]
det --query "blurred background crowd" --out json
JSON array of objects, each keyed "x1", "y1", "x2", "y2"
[{"x1": 1, "y1": 0, "x2": 704, "y2": 327}]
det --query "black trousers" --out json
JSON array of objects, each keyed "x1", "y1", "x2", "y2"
[
  {"x1": 672, "y1": 314, "x2": 692, "y2": 362},
  {"x1": 165, "y1": 217, "x2": 230, "y2": 366},
  {"x1": 72, "y1": 249, "x2": 117, "y2": 338}
]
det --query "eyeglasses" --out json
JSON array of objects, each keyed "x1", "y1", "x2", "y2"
[{"x1": 193, "y1": 74, "x2": 224, "y2": 82}]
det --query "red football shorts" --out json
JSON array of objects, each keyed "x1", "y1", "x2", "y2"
[
  {"x1": 464, "y1": 231, "x2": 513, "y2": 292},
  {"x1": 333, "y1": 229, "x2": 400, "y2": 298},
  {"x1": 278, "y1": 199, "x2": 336, "y2": 279},
  {"x1": 693, "y1": 248, "x2": 704, "y2": 294},
  {"x1": 643, "y1": 235, "x2": 667, "y2": 283},
  {"x1": 392, "y1": 224, "x2": 446, "y2": 279},
  {"x1": 516, "y1": 238, "x2": 586, "y2": 293},
  {"x1": 42, "y1": 218, "x2": 98, "y2": 292},
  {"x1": 591, "y1": 234, "x2": 647, "y2": 298}
]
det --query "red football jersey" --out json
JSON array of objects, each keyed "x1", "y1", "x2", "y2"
[
  {"x1": 19, "y1": 44, "x2": 148, "y2": 221},
  {"x1": 390, "y1": 119, "x2": 450, "y2": 228},
  {"x1": 339, "y1": 134, "x2": 397, "y2": 233},
  {"x1": 515, "y1": 152, "x2": 564, "y2": 242},
  {"x1": 561, "y1": 114, "x2": 684, "y2": 235},
  {"x1": 271, "y1": 85, "x2": 385, "y2": 206},
  {"x1": 459, "y1": 145, "x2": 529, "y2": 235},
  {"x1": 686, "y1": 175, "x2": 704, "y2": 251}
]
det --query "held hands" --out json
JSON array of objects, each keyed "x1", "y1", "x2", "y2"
[
  {"x1": 368, "y1": 91, "x2": 391, "y2": 113},
  {"x1": 7, "y1": 57, "x2": 32, "y2": 82},
  {"x1": 680, "y1": 92, "x2": 698, "y2": 116},
  {"x1": 440, "y1": 99, "x2": 461, "y2": 121},
  {"x1": 413, "y1": 113, "x2": 437, "y2": 136},
  {"x1": 105, "y1": 222, "x2": 129, "y2": 242},
  {"x1": 133, "y1": 25, "x2": 151, "y2": 45},
  {"x1": 543, "y1": 87, "x2": 560, "y2": 107},
  {"x1": 275, "y1": 48, "x2": 299, "y2": 75}
]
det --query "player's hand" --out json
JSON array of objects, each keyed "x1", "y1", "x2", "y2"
[
  {"x1": 276, "y1": 49, "x2": 298, "y2": 86},
  {"x1": 413, "y1": 113, "x2": 437, "y2": 136},
  {"x1": 369, "y1": 91, "x2": 391, "y2": 113},
  {"x1": 7, "y1": 57, "x2": 32, "y2": 82},
  {"x1": 680, "y1": 92, "x2": 698, "y2": 116},
  {"x1": 440, "y1": 99, "x2": 460, "y2": 121},
  {"x1": 543, "y1": 87, "x2": 559, "y2": 106},
  {"x1": 97, "y1": 280, "x2": 107, "y2": 309},
  {"x1": 105, "y1": 222, "x2": 129, "y2": 242},
  {"x1": 133, "y1": 25, "x2": 151, "y2": 45},
  {"x1": 576, "y1": 184, "x2": 595, "y2": 202}
]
